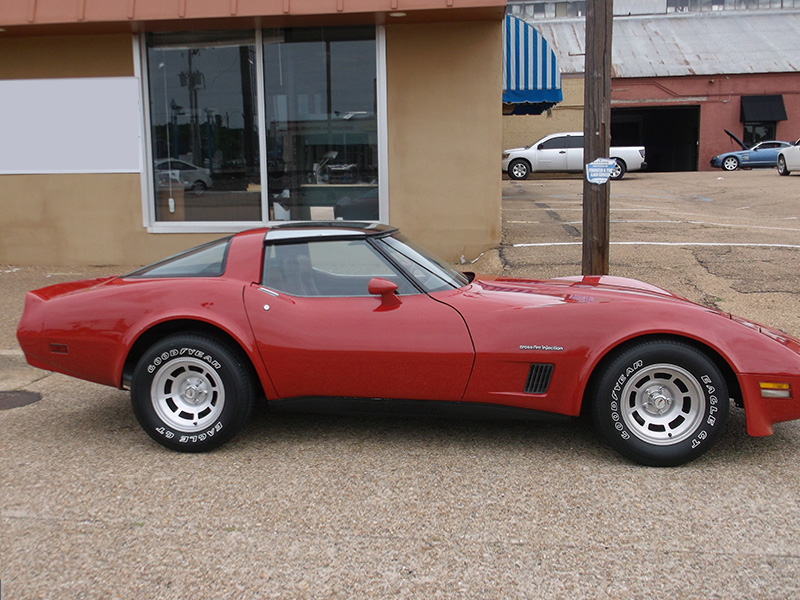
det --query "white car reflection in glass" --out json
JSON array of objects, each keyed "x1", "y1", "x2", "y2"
[{"x1": 155, "y1": 159, "x2": 213, "y2": 194}]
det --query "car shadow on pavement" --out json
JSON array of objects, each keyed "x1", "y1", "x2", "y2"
[
  {"x1": 230, "y1": 400, "x2": 773, "y2": 468},
  {"x1": 33, "y1": 386, "x2": 793, "y2": 469}
]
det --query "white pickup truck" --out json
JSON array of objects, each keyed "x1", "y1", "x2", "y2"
[{"x1": 502, "y1": 132, "x2": 647, "y2": 180}]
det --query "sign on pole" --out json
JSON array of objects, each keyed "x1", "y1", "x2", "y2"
[{"x1": 585, "y1": 158, "x2": 617, "y2": 185}]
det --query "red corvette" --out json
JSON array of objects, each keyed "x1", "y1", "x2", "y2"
[{"x1": 17, "y1": 223, "x2": 800, "y2": 466}]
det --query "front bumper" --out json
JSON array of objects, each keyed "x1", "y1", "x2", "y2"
[{"x1": 739, "y1": 373, "x2": 800, "y2": 436}]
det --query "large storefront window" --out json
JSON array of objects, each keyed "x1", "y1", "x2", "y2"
[
  {"x1": 263, "y1": 27, "x2": 378, "y2": 221},
  {"x1": 145, "y1": 26, "x2": 378, "y2": 227},
  {"x1": 147, "y1": 32, "x2": 261, "y2": 222}
]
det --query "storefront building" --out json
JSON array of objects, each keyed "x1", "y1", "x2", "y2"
[{"x1": 0, "y1": 1, "x2": 505, "y2": 265}]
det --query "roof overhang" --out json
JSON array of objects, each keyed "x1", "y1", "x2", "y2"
[{"x1": 0, "y1": 0, "x2": 506, "y2": 35}]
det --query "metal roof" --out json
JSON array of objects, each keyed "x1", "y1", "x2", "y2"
[{"x1": 532, "y1": 10, "x2": 800, "y2": 77}]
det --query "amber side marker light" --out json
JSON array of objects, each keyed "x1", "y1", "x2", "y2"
[{"x1": 760, "y1": 382, "x2": 791, "y2": 398}]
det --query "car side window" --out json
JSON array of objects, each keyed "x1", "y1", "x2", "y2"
[
  {"x1": 263, "y1": 239, "x2": 417, "y2": 297},
  {"x1": 567, "y1": 135, "x2": 584, "y2": 149},
  {"x1": 126, "y1": 236, "x2": 231, "y2": 278},
  {"x1": 539, "y1": 136, "x2": 569, "y2": 150}
]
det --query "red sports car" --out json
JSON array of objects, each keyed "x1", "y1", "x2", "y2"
[{"x1": 16, "y1": 223, "x2": 800, "y2": 466}]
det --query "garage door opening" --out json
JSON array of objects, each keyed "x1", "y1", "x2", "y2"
[{"x1": 612, "y1": 106, "x2": 700, "y2": 172}]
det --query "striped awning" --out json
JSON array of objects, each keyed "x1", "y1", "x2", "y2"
[{"x1": 503, "y1": 13, "x2": 563, "y2": 115}]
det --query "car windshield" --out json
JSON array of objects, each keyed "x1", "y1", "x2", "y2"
[
  {"x1": 379, "y1": 234, "x2": 469, "y2": 293},
  {"x1": 126, "y1": 236, "x2": 232, "y2": 278}
]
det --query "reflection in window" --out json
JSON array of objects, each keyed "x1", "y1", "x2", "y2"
[
  {"x1": 743, "y1": 123, "x2": 776, "y2": 147},
  {"x1": 263, "y1": 240, "x2": 414, "y2": 297},
  {"x1": 263, "y1": 27, "x2": 379, "y2": 222},
  {"x1": 147, "y1": 32, "x2": 261, "y2": 222}
]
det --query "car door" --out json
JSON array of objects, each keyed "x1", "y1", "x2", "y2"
[
  {"x1": 243, "y1": 238, "x2": 475, "y2": 401},
  {"x1": 535, "y1": 135, "x2": 569, "y2": 171},
  {"x1": 746, "y1": 143, "x2": 777, "y2": 167},
  {"x1": 565, "y1": 134, "x2": 585, "y2": 171},
  {"x1": 787, "y1": 140, "x2": 800, "y2": 169}
]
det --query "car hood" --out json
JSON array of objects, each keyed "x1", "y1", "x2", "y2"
[
  {"x1": 503, "y1": 146, "x2": 528, "y2": 154},
  {"x1": 724, "y1": 129, "x2": 749, "y2": 151},
  {"x1": 470, "y1": 273, "x2": 700, "y2": 307}
]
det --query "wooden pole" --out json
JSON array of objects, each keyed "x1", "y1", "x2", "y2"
[{"x1": 582, "y1": 0, "x2": 614, "y2": 275}]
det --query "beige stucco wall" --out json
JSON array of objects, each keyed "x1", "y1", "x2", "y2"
[
  {"x1": 1, "y1": 23, "x2": 503, "y2": 265},
  {"x1": 0, "y1": 34, "x2": 229, "y2": 265},
  {"x1": 502, "y1": 74, "x2": 584, "y2": 151},
  {"x1": 386, "y1": 21, "x2": 502, "y2": 262},
  {"x1": 0, "y1": 174, "x2": 218, "y2": 265},
  {"x1": 0, "y1": 34, "x2": 136, "y2": 79}
]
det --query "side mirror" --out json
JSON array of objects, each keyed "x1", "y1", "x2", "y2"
[{"x1": 368, "y1": 277, "x2": 401, "y2": 309}]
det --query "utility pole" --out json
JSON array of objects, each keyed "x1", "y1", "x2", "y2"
[{"x1": 582, "y1": 0, "x2": 614, "y2": 275}]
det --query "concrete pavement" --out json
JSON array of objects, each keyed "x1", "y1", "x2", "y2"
[{"x1": 1, "y1": 170, "x2": 799, "y2": 599}]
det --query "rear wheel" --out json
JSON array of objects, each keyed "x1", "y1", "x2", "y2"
[
  {"x1": 131, "y1": 334, "x2": 254, "y2": 452},
  {"x1": 592, "y1": 340, "x2": 729, "y2": 466},
  {"x1": 609, "y1": 159, "x2": 627, "y2": 180},
  {"x1": 191, "y1": 180, "x2": 207, "y2": 194},
  {"x1": 722, "y1": 156, "x2": 739, "y2": 171},
  {"x1": 508, "y1": 159, "x2": 531, "y2": 180},
  {"x1": 778, "y1": 155, "x2": 791, "y2": 176}
]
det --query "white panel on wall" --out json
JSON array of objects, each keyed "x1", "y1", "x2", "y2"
[{"x1": 0, "y1": 77, "x2": 142, "y2": 174}]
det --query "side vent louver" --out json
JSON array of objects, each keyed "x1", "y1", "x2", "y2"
[{"x1": 524, "y1": 363, "x2": 554, "y2": 394}]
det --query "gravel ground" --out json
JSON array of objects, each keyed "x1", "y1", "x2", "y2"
[{"x1": 1, "y1": 170, "x2": 799, "y2": 599}]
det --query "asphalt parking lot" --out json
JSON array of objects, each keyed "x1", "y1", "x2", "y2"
[{"x1": 1, "y1": 170, "x2": 800, "y2": 599}]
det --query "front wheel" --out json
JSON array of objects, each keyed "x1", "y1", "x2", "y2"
[
  {"x1": 591, "y1": 340, "x2": 729, "y2": 466},
  {"x1": 131, "y1": 334, "x2": 255, "y2": 452},
  {"x1": 722, "y1": 156, "x2": 739, "y2": 171},
  {"x1": 507, "y1": 159, "x2": 531, "y2": 180},
  {"x1": 777, "y1": 155, "x2": 791, "y2": 176}
]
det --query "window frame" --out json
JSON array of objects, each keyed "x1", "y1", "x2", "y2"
[{"x1": 135, "y1": 26, "x2": 388, "y2": 234}]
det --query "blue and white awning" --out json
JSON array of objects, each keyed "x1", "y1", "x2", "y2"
[{"x1": 503, "y1": 14, "x2": 563, "y2": 115}]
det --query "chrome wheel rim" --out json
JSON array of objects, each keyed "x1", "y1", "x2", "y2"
[
  {"x1": 619, "y1": 363, "x2": 705, "y2": 445},
  {"x1": 151, "y1": 357, "x2": 225, "y2": 432},
  {"x1": 723, "y1": 157, "x2": 738, "y2": 171},
  {"x1": 511, "y1": 163, "x2": 527, "y2": 178}
]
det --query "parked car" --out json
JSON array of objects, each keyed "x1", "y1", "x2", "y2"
[
  {"x1": 17, "y1": 224, "x2": 800, "y2": 466},
  {"x1": 710, "y1": 131, "x2": 790, "y2": 171},
  {"x1": 155, "y1": 159, "x2": 213, "y2": 193},
  {"x1": 777, "y1": 138, "x2": 800, "y2": 176},
  {"x1": 502, "y1": 132, "x2": 646, "y2": 180}
]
